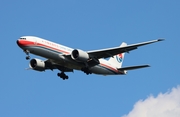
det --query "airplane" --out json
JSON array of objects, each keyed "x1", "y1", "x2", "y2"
[{"x1": 16, "y1": 36, "x2": 164, "y2": 80}]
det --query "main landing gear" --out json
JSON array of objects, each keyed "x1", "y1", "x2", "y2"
[
  {"x1": 57, "y1": 72, "x2": 69, "y2": 80},
  {"x1": 24, "y1": 50, "x2": 30, "y2": 60},
  {"x1": 81, "y1": 67, "x2": 92, "y2": 75}
]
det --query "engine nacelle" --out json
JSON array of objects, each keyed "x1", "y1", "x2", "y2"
[
  {"x1": 71, "y1": 49, "x2": 89, "y2": 62},
  {"x1": 29, "y1": 58, "x2": 46, "y2": 71}
]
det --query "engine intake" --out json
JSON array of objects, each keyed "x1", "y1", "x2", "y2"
[
  {"x1": 29, "y1": 58, "x2": 46, "y2": 71},
  {"x1": 71, "y1": 49, "x2": 89, "y2": 62}
]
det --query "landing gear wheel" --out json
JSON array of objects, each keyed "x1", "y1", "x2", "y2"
[
  {"x1": 65, "y1": 75, "x2": 69, "y2": 79},
  {"x1": 26, "y1": 56, "x2": 30, "y2": 60},
  {"x1": 81, "y1": 67, "x2": 91, "y2": 75},
  {"x1": 57, "y1": 72, "x2": 69, "y2": 80},
  {"x1": 57, "y1": 73, "x2": 60, "y2": 77}
]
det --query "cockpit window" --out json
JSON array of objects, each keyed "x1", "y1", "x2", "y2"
[{"x1": 20, "y1": 38, "x2": 26, "y2": 40}]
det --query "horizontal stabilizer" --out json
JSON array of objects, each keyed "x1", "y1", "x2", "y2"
[{"x1": 118, "y1": 65, "x2": 150, "y2": 71}]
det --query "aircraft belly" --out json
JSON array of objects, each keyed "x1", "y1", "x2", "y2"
[{"x1": 90, "y1": 65, "x2": 113, "y2": 75}]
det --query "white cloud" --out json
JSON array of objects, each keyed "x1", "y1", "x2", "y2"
[{"x1": 122, "y1": 86, "x2": 180, "y2": 117}]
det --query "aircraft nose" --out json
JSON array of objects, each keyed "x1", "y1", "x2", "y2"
[
  {"x1": 16, "y1": 40, "x2": 20, "y2": 46},
  {"x1": 16, "y1": 39, "x2": 24, "y2": 47}
]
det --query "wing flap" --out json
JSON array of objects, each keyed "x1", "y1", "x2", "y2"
[{"x1": 118, "y1": 65, "x2": 150, "y2": 71}]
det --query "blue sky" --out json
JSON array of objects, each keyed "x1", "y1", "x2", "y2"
[{"x1": 1, "y1": 0, "x2": 180, "y2": 117}]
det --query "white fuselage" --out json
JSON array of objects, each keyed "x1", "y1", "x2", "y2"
[{"x1": 17, "y1": 36, "x2": 125, "y2": 75}]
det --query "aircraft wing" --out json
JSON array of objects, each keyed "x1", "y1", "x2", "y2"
[
  {"x1": 45, "y1": 59, "x2": 73, "y2": 72},
  {"x1": 87, "y1": 39, "x2": 164, "y2": 59}
]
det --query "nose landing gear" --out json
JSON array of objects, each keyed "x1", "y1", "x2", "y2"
[
  {"x1": 24, "y1": 50, "x2": 30, "y2": 60},
  {"x1": 26, "y1": 56, "x2": 30, "y2": 60}
]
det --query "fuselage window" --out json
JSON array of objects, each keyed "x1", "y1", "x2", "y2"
[{"x1": 20, "y1": 38, "x2": 26, "y2": 40}]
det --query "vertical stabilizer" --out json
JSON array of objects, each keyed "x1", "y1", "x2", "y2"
[{"x1": 108, "y1": 42, "x2": 127, "y2": 68}]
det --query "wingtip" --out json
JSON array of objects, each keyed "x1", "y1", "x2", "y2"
[
  {"x1": 157, "y1": 39, "x2": 165, "y2": 41},
  {"x1": 143, "y1": 64, "x2": 150, "y2": 68}
]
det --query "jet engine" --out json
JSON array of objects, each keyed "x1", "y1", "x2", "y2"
[
  {"x1": 71, "y1": 49, "x2": 89, "y2": 62},
  {"x1": 29, "y1": 58, "x2": 46, "y2": 71}
]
